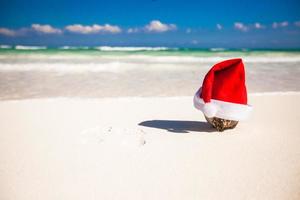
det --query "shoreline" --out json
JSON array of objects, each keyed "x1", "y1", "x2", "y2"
[{"x1": 0, "y1": 91, "x2": 299, "y2": 102}]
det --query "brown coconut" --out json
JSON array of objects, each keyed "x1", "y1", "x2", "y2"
[{"x1": 205, "y1": 116, "x2": 238, "y2": 132}]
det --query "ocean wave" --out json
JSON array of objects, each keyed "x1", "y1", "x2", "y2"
[
  {"x1": 209, "y1": 48, "x2": 226, "y2": 52},
  {"x1": 3, "y1": 48, "x2": 299, "y2": 63},
  {"x1": 95, "y1": 46, "x2": 173, "y2": 51},
  {"x1": 0, "y1": 45, "x2": 12, "y2": 49},
  {"x1": 1, "y1": 53, "x2": 300, "y2": 63},
  {"x1": 1, "y1": 55, "x2": 300, "y2": 73},
  {"x1": 59, "y1": 46, "x2": 90, "y2": 50},
  {"x1": 0, "y1": 62, "x2": 138, "y2": 73},
  {"x1": 15, "y1": 45, "x2": 47, "y2": 50},
  {"x1": 106, "y1": 55, "x2": 300, "y2": 63}
]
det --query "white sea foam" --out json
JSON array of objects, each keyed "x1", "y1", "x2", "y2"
[
  {"x1": 1, "y1": 53, "x2": 300, "y2": 64},
  {"x1": 96, "y1": 55, "x2": 300, "y2": 63},
  {"x1": 0, "y1": 57, "x2": 299, "y2": 73},
  {"x1": 1, "y1": 54, "x2": 300, "y2": 72},
  {"x1": 209, "y1": 48, "x2": 226, "y2": 51},
  {"x1": 59, "y1": 46, "x2": 89, "y2": 50},
  {"x1": 15, "y1": 45, "x2": 47, "y2": 50},
  {"x1": 95, "y1": 46, "x2": 173, "y2": 51},
  {"x1": 131, "y1": 55, "x2": 300, "y2": 63},
  {"x1": 0, "y1": 62, "x2": 139, "y2": 73},
  {"x1": 0, "y1": 45, "x2": 12, "y2": 49}
]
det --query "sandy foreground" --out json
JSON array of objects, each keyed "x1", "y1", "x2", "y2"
[{"x1": 0, "y1": 93, "x2": 300, "y2": 200}]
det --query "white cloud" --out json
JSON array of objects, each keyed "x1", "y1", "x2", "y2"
[
  {"x1": 272, "y1": 22, "x2": 278, "y2": 28},
  {"x1": 191, "y1": 40, "x2": 199, "y2": 45},
  {"x1": 144, "y1": 20, "x2": 177, "y2": 33},
  {"x1": 294, "y1": 21, "x2": 300, "y2": 27},
  {"x1": 281, "y1": 21, "x2": 289, "y2": 27},
  {"x1": 254, "y1": 23, "x2": 265, "y2": 29},
  {"x1": 127, "y1": 28, "x2": 139, "y2": 33},
  {"x1": 216, "y1": 24, "x2": 223, "y2": 30},
  {"x1": 0, "y1": 28, "x2": 16, "y2": 36},
  {"x1": 272, "y1": 21, "x2": 288, "y2": 28},
  {"x1": 31, "y1": 24, "x2": 62, "y2": 34},
  {"x1": 186, "y1": 28, "x2": 192, "y2": 33},
  {"x1": 65, "y1": 24, "x2": 122, "y2": 34},
  {"x1": 101, "y1": 24, "x2": 122, "y2": 33},
  {"x1": 234, "y1": 22, "x2": 249, "y2": 32}
]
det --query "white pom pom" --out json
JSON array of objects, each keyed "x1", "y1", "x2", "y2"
[{"x1": 202, "y1": 103, "x2": 217, "y2": 118}]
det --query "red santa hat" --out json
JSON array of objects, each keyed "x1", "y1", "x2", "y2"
[{"x1": 193, "y1": 58, "x2": 252, "y2": 121}]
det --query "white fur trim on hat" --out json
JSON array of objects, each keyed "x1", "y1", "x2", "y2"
[
  {"x1": 193, "y1": 88, "x2": 252, "y2": 121},
  {"x1": 202, "y1": 102, "x2": 218, "y2": 118}
]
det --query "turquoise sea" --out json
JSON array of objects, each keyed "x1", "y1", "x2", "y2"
[
  {"x1": 1, "y1": 45, "x2": 300, "y2": 57},
  {"x1": 0, "y1": 45, "x2": 300, "y2": 100}
]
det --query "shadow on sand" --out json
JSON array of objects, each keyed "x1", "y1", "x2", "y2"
[{"x1": 138, "y1": 120, "x2": 215, "y2": 133}]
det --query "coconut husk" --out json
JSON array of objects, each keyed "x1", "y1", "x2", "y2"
[{"x1": 205, "y1": 116, "x2": 238, "y2": 132}]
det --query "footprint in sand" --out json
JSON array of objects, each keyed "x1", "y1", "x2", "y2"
[{"x1": 80, "y1": 126, "x2": 146, "y2": 147}]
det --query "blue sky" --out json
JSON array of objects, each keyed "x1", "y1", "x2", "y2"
[{"x1": 0, "y1": 0, "x2": 300, "y2": 48}]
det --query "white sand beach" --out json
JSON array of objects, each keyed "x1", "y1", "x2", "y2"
[
  {"x1": 1, "y1": 0, "x2": 300, "y2": 199},
  {"x1": 0, "y1": 92, "x2": 300, "y2": 200}
]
